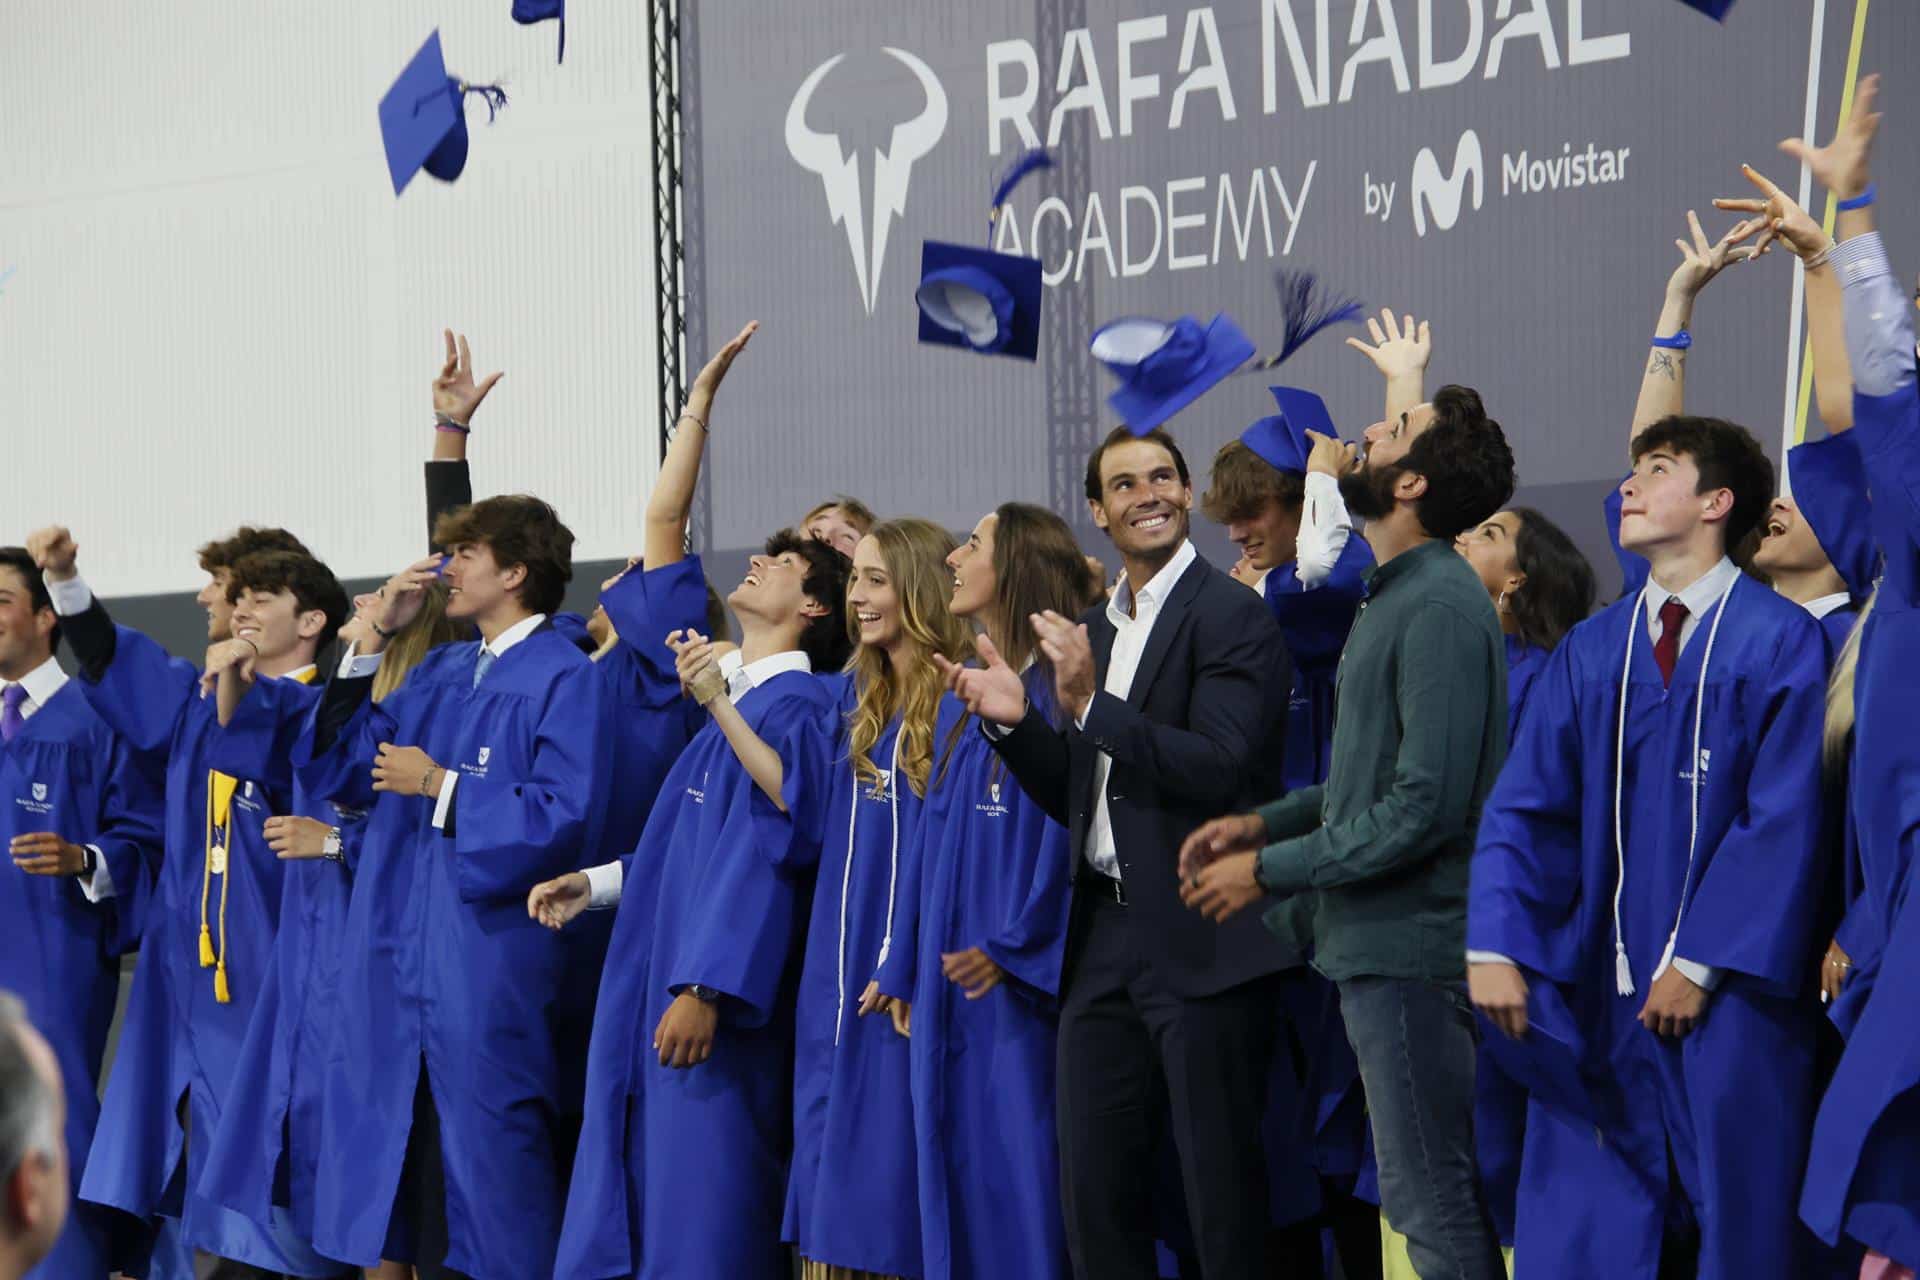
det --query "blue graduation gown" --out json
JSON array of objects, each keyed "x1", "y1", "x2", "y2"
[
  {"x1": 195, "y1": 676, "x2": 362, "y2": 1251},
  {"x1": 1802, "y1": 378, "x2": 1920, "y2": 1265},
  {"x1": 71, "y1": 629, "x2": 335, "y2": 1275},
  {"x1": 293, "y1": 626, "x2": 611, "y2": 1279},
  {"x1": 874, "y1": 674, "x2": 1072, "y2": 1280},
  {"x1": 784, "y1": 704, "x2": 924, "y2": 1276},
  {"x1": 1262, "y1": 540, "x2": 1371, "y2": 795},
  {"x1": 556, "y1": 667, "x2": 838, "y2": 1280},
  {"x1": 1, "y1": 681, "x2": 161, "y2": 1280},
  {"x1": 1469, "y1": 577, "x2": 1830, "y2": 1280},
  {"x1": 1471, "y1": 634, "x2": 1552, "y2": 1248}
]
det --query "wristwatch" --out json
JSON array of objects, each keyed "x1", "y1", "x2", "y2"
[
  {"x1": 321, "y1": 827, "x2": 344, "y2": 863},
  {"x1": 686, "y1": 985, "x2": 721, "y2": 1004},
  {"x1": 76, "y1": 845, "x2": 98, "y2": 879}
]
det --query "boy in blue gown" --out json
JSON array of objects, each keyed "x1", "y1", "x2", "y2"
[
  {"x1": 0, "y1": 546, "x2": 162, "y2": 1280},
  {"x1": 293, "y1": 495, "x2": 610, "y2": 1280},
  {"x1": 29, "y1": 528, "x2": 348, "y2": 1279},
  {"x1": 1468, "y1": 414, "x2": 1830, "y2": 1279},
  {"x1": 1798, "y1": 95, "x2": 1920, "y2": 1272}
]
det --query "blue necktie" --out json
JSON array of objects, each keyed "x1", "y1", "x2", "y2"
[
  {"x1": 473, "y1": 647, "x2": 496, "y2": 689},
  {"x1": 0, "y1": 684, "x2": 25, "y2": 745}
]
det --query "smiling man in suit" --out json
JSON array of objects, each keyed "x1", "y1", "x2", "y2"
[{"x1": 942, "y1": 424, "x2": 1293, "y2": 1280}]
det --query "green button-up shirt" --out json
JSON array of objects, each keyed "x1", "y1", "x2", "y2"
[{"x1": 1255, "y1": 539, "x2": 1507, "y2": 982}]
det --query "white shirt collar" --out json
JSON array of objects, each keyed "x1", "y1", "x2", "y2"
[
  {"x1": 718, "y1": 647, "x2": 812, "y2": 701},
  {"x1": 482, "y1": 613, "x2": 548, "y2": 659},
  {"x1": 1645, "y1": 556, "x2": 1740, "y2": 627},
  {"x1": 1803, "y1": 591, "x2": 1853, "y2": 620},
  {"x1": 1, "y1": 656, "x2": 68, "y2": 714},
  {"x1": 1109, "y1": 539, "x2": 1197, "y2": 626}
]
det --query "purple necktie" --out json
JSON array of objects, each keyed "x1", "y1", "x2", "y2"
[{"x1": 0, "y1": 684, "x2": 26, "y2": 746}]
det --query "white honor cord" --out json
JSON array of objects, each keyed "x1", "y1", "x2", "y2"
[
  {"x1": 834, "y1": 727, "x2": 903, "y2": 1047},
  {"x1": 1612, "y1": 581, "x2": 1734, "y2": 997}
]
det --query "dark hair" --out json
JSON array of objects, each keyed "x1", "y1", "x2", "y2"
[
  {"x1": 990, "y1": 503, "x2": 1101, "y2": 674},
  {"x1": 225, "y1": 551, "x2": 351, "y2": 653},
  {"x1": 703, "y1": 580, "x2": 732, "y2": 645},
  {"x1": 764, "y1": 528, "x2": 853, "y2": 671},
  {"x1": 1507, "y1": 508, "x2": 1596, "y2": 652},
  {"x1": 1400, "y1": 384, "x2": 1516, "y2": 542},
  {"x1": 1200, "y1": 440, "x2": 1306, "y2": 524},
  {"x1": 434, "y1": 495, "x2": 576, "y2": 616},
  {"x1": 1630, "y1": 415, "x2": 1775, "y2": 555},
  {"x1": 0, "y1": 547, "x2": 58, "y2": 649},
  {"x1": 196, "y1": 527, "x2": 309, "y2": 575},
  {"x1": 1084, "y1": 426, "x2": 1191, "y2": 503}
]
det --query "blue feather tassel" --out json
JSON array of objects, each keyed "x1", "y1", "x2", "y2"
[
  {"x1": 462, "y1": 82, "x2": 510, "y2": 124},
  {"x1": 1251, "y1": 269, "x2": 1364, "y2": 370},
  {"x1": 988, "y1": 148, "x2": 1054, "y2": 242}
]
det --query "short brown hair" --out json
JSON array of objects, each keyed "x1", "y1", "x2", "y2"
[
  {"x1": 226, "y1": 551, "x2": 351, "y2": 651},
  {"x1": 1200, "y1": 440, "x2": 1306, "y2": 524},
  {"x1": 803, "y1": 497, "x2": 878, "y2": 537},
  {"x1": 433, "y1": 495, "x2": 576, "y2": 616},
  {"x1": 197, "y1": 527, "x2": 309, "y2": 575},
  {"x1": 1084, "y1": 426, "x2": 1191, "y2": 503}
]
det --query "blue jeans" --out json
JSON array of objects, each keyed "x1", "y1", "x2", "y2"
[{"x1": 1338, "y1": 975, "x2": 1505, "y2": 1280}]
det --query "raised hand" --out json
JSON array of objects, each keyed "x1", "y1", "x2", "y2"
[
  {"x1": 24, "y1": 527, "x2": 77, "y2": 582},
  {"x1": 372, "y1": 557, "x2": 443, "y2": 640},
  {"x1": 433, "y1": 330, "x2": 504, "y2": 426},
  {"x1": 685, "y1": 321, "x2": 759, "y2": 420},
  {"x1": 1176, "y1": 812, "x2": 1267, "y2": 880},
  {"x1": 1030, "y1": 610, "x2": 1095, "y2": 723},
  {"x1": 932, "y1": 633, "x2": 1029, "y2": 727},
  {"x1": 1779, "y1": 72, "x2": 1881, "y2": 200},
  {"x1": 527, "y1": 872, "x2": 592, "y2": 931},
  {"x1": 1665, "y1": 209, "x2": 1765, "y2": 301},
  {"x1": 1344, "y1": 308, "x2": 1432, "y2": 381},
  {"x1": 1713, "y1": 166, "x2": 1830, "y2": 262},
  {"x1": 199, "y1": 637, "x2": 259, "y2": 696},
  {"x1": 263, "y1": 816, "x2": 334, "y2": 861},
  {"x1": 1469, "y1": 961, "x2": 1530, "y2": 1040},
  {"x1": 1304, "y1": 429, "x2": 1358, "y2": 479},
  {"x1": 666, "y1": 629, "x2": 727, "y2": 705}
]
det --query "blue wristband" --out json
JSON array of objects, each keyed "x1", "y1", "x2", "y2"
[
  {"x1": 1836, "y1": 184, "x2": 1876, "y2": 212},
  {"x1": 1650, "y1": 330, "x2": 1692, "y2": 351}
]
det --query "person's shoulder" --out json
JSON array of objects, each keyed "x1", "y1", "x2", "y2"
[
  {"x1": 525, "y1": 625, "x2": 596, "y2": 670},
  {"x1": 1191, "y1": 558, "x2": 1279, "y2": 626}
]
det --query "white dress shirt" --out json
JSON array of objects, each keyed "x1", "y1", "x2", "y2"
[
  {"x1": 1293, "y1": 471, "x2": 1356, "y2": 590},
  {"x1": 1803, "y1": 592, "x2": 1852, "y2": 621},
  {"x1": 1, "y1": 655, "x2": 115, "y2": 902},
  {"x1": 1080, "y1": 539, "x2": 1196, "y2": 880},
  {"x1": 581, "y1": 647, "x2": 813, "y2": 908},
  {"x1": 426, "y1": 613, "x2": 548, "y2": 829}
]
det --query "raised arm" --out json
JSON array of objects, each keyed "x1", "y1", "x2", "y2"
[
  {"x1": 668, "y1": 628, "x2": 788, "y2": 808},
  {"x1": 1630, "y1": 210, "x2": 1762, "y2": 444},
  {"x1": 426, "y1": 329, "x2": 498, "y2": 544},
  {"x1": 1345, "y1": 307, "x2": 1431, "y2": 424},
  {"x1": 645, "y1": 322, "x2": 759, "y2": 570}
]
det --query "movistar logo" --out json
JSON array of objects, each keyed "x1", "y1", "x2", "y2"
[
  {"x1": 785, "y1": 48, "x2": 949, "y2": 315},
  {"x1": 1410, "y1": 129, "x2": 1484, "y2": 237}
]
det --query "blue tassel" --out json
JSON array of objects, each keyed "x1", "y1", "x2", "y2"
[
  {"x1": 1251, "y1": 269, "x2": 1364, "y2": 370},
  {"x1": 988, "y1": 148, "x2": 1054, "y2": 242},
  {"x1": 462, "y1": 82, "x2": 510, "y2": 123}
]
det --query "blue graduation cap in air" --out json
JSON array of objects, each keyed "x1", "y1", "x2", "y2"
[
  {"x1": 1241, "y1": 386, "x2": 1337, "y2": 474},
  {"x1": 1476, "y1": 978, "x2": 1602, "y2": 1128},
  {"x1": 914, "y1": 149, "x2": 1052, "y2": 361},
  {"x1": 378, "y1": 31, "x2": 510, "y2": 196},
  {"x1": 1091, "y1": 313, "x2": 1257, "y2": 434},
  {"x1": 512, "y1": 0, "x2": 565, "y2": 63},
  {"x1": 1789, "y1": 434, "x2": 1879, "y2": 600},
  {"x1": 1676, "y1": 0, "x2": 1735, "y2": 18}
]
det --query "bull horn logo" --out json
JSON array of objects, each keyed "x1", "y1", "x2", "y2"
[{"x1": 785, "y1": 48, "x2": 949, "y2": 315}]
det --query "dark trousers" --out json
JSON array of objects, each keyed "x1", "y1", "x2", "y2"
[
  {"x1": 1055, "y1": 890, "x2": 1279, "y2": 1280},
  {"x1": 392, "y1": 1069, "x2": 477, "y2": 1280}
]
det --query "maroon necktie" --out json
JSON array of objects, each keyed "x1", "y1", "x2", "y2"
[{"x1": 1653, "y1": 598, "x2": 1689, "y2": 688}]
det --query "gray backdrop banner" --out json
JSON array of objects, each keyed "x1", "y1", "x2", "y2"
[{"x1": 681, "y1": 1, "x2": 1912, "y2": 595}]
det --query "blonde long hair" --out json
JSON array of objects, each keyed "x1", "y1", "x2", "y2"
[
  {"x1": 846, "y1": 519, "x2": 973, "y2": 798},
  {"x1": 1822, "y1": 585, "x2": 1875, "y2": 773},
  {"x1": 373, "y1": 581, "x2": 466, "y2": 702}
]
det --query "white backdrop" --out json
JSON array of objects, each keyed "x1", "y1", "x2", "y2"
[{"x1": 0, "y1": 0, "x2": 662, "y2": 597}]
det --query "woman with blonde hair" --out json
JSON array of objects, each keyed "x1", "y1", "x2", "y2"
[{"x1": 781, "y1": 517, "x2": 973, "y2": 1280}]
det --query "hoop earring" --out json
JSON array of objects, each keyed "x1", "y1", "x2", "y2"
[{"x1": 1495, "y1": 589, "x2": 1510, "y2": 614}]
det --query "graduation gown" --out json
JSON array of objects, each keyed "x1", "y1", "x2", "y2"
[
  {"x1": 0, "y1": 680, "x2": 161, "y2": 1280},
  {"x1": 293, "y1": 625, "x2": 611, "y2": 1279},
  {"x1": 1802, "y1": 377, "x2": 1920, "y2": 1265},
  {"x1": 194, "y1": 675, "x2": 362, "y2": 1250},
  {"x1": 555, "y1": 666, "x2": 838, "y2": 1280},
  {"x1": 874, "y1": 674, "x2": 1072, "y2": 1280},
  {"x1": 783, "y1": 702, "x2": 925, "y2": 1277},
  {"x1": 1263, "y1": 540, "x2": 1370, "y2": 794},
  {"x1": 71, "y1": 627, "x2": 336, "y2": 1275},
  {"x1": 1469, "y1": 576, "x2": 1829, "y2": 1280}
]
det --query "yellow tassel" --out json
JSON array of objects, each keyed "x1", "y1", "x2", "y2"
[
  {"x1": 198, "y1": 924, "x2": 216, "y2": 967},
  {"x1": 214, "y1": 960, "x2": 231, "y2": 1004}
]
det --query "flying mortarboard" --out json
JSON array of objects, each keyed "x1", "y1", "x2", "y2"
[
  {"x1": 915, "y1": 149, "x2": 1054, "y2": 361},
  {"x1": 1241, "y1": 386, "x2": 1338, "y2": 474},
  {"x1": 1676, "y1": 0, "x2": 1735, "y2": 19},
  {"x1": 378, "y1": 31, "x2": 510, "y2": 197},
  {"x1": 512, "y1": 0, "x2": 566, "y2": 63},
  {"x1": 1476, "y1": 979, "x2": 1603, "y2": 1128}
]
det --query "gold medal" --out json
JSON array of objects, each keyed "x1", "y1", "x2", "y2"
[{"x1": 209, "y1": 845, "x2": 228, "y2": 876}]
